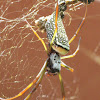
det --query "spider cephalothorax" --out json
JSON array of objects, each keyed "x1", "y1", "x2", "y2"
[{"x1": 46, "y1": 50, "x2": 61, "y2": 75}]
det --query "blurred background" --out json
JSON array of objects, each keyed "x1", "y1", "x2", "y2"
[{"x1": 0, "y1": 0, "x2": 100, "y2": 100}]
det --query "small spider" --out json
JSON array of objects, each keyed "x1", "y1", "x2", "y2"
[{"x1": 0, "y1": 0, "x2": 94, "y2": 100}]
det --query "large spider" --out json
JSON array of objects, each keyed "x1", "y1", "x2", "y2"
[{"x1": 0, "y1": 0, "x2": 94, "y2": 100}]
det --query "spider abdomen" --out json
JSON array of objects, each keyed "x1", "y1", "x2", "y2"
[{"x1": 45, "y1": 11, "x2": 70, "y2": 55}]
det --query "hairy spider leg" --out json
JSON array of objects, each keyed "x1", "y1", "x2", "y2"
[
  {"x1": 58, "y1": 73, "x2": 65, "y2": 100},
  {"x1": 24, "y1": 64, "x2": 46, "y2": 100},
  {"x1": 68, "y1": 2, "x2": 87, "y2": 45},
  {"x1": 61, "y1": 37, "x2": 81, "y2": 59},
  {"x1": 1, "y1": 61, "x2": 47, "y2": 100},
  {"x1": 25, "y1": 19, "x2": 47, "y2": 53}
]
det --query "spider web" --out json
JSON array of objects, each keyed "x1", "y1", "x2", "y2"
[{"x1": 0, "y1": 0, "x2": 100, "y2": 100}]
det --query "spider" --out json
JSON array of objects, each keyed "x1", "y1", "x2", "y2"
[{"x1": 0, "y1": 0, "x2": 94, "y2": 100}]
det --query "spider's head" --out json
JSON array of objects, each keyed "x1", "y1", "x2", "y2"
[{"x1": 46, "y1": 52, "x2": 61, "y2": 76}]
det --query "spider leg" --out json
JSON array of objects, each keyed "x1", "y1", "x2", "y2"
[
  {"x1": 24, "y1": 78, "x2": 42, "y2": 100},
  {"x1": 58, "y1": 73, "x2": 65, "y2": 100},
  {"x1": 68, "y1": 3, "x2": 87, "y2": 45},
  {"x1": 61, "y1": 61, "x2": 74, "y2": 72},
  {"x1": 61, "y1": 37, "x2": 81, "y2": 59},
  {"x1": 50, "y1": 2, "x2": 59, "y2": 47},
  {"x1": 1, "y1": 60, "x2": 47, "y2": 100},
  {"x1": 24, "y1": 65, "x2": 46, "y2": 100},
  {"x1": 25, "y1": 19, "x2": 47, "y2": 52}
]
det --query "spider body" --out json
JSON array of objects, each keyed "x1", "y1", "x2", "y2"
[{"x1": 0, "y1": 0, "x2": 95, "y2": 100}]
